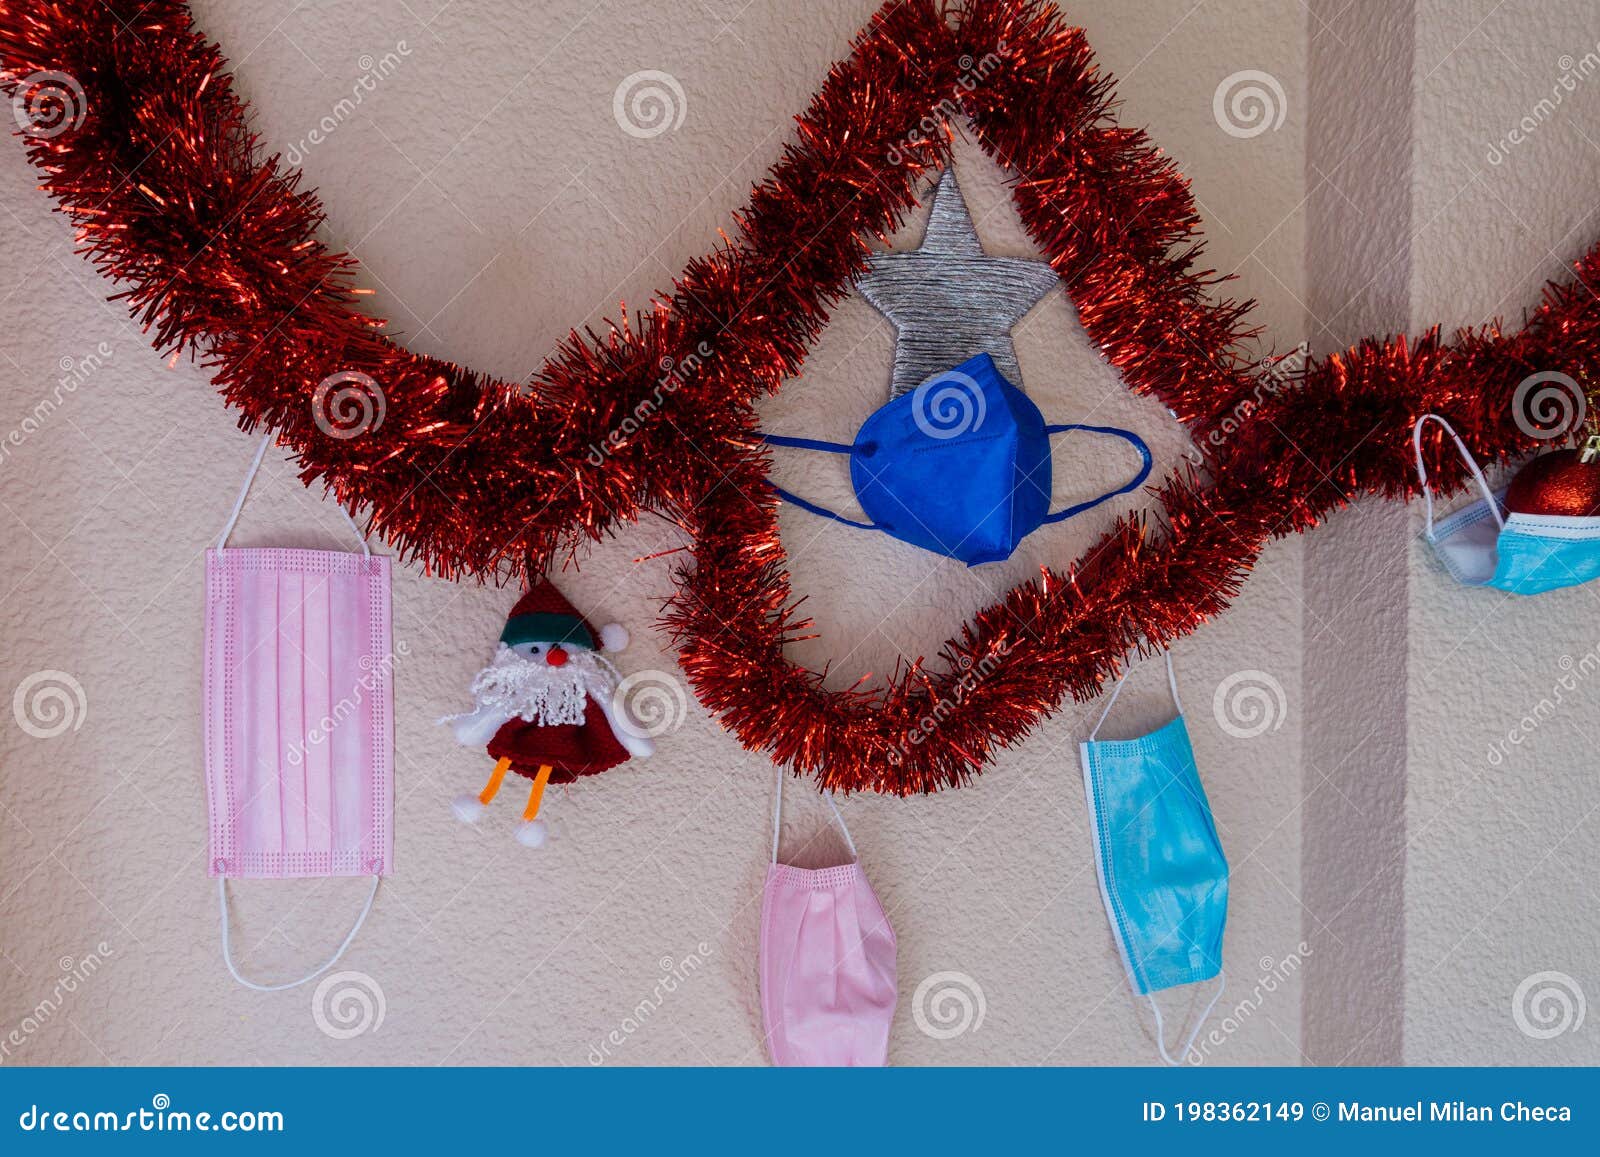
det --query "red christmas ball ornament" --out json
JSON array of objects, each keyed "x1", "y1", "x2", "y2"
[{"x1": 1505, "y1": 440, "x2": 1600, "y2": 517}]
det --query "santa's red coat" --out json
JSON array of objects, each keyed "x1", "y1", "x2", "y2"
[{"x1": 486, "y1": 696, "x2": 630, "y2": 783}]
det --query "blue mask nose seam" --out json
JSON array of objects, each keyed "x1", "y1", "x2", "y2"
[
  {"x1": 1084, "y1": 743, "x2": 1147, "y2": 992},
  {"x1": 910, "y1": 431, "x2": 1006, "y2": 455}
]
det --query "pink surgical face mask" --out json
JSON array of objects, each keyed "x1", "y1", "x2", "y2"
[
  {"x1": 204, "y1": 436, "x2": 393, "y2": 990},
  {"x1": 759, "y1": 769, "x2": 897, "y2": 1066}
]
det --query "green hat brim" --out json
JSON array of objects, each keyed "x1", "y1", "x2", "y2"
[{"x1": 500, "y1": 612, "x2": 595, "y2": 650}]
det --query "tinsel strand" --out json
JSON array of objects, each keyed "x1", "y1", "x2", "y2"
[{"x1": 5, "y1": 0, "x2": 1600, "y2": 794}]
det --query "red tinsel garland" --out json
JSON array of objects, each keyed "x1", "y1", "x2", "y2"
[
  {"x1": 0, "y1": 0, "x2": 951, "y2": 578},
  {"x1": 1, "y1": 0, "x2": 1592, "y2": 795},
  {"x1": 668, "y1": 1, "x2": 1593, "y2": 794}
]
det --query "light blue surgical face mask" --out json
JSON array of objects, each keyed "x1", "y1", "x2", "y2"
[
  {"x1": 1078, "y1": 650, "x2": 1228, "y2": 1066},
  {"x1": 1414, "y1": 413, "x2": 1600, "y2": 595}
]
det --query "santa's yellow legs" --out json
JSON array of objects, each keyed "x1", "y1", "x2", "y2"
[
  {"x1": 514, "y1": 763, "x2": 555, "y2": 847},
  {"x1": 451, "y1": 759, "x2": 556, "y2": 848},
  {"x1": 477, "y1": 757, "x2": 511, "y2": 806},
  {"x1": 521, "y1": 763, "x2": 555, "y2": 820}
]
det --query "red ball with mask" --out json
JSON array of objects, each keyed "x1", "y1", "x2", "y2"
[{"x1": 1505, "y1": 432, "x2": 1600, "y2": 517}]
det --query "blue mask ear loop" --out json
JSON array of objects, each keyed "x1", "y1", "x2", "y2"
[
  {"x1": 1411, "y1": 413, "x2": 1505, "y2": 541},
  {"x1": 1039, "y1": 424, "x2": 1154, "y2": 525},
  {"x1": 1087, "y1": 647, "x2": 1182, "y2": 740},
  {"x1": 761, "y1": 433, "x2": 886, "y2": 532},
  {"x1": 1150, "y1": 973, "x2": 1227, "y2": 1067},
  {"x1": 1089, "y1": 649, "x2": 1225, "y2": 1067}
]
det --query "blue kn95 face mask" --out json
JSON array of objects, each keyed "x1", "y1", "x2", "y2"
[
  {"x1": 1079, "y1": 650, "x2": 1228, "y2": 1066},
  {"x1": 764, "y1": 353, "x2": 1152, "y2": 567},
  {"x1": 1414, "y1": 413, "x2": 1600, "y2": 596}
]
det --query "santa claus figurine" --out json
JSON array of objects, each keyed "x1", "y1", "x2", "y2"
[{"x1": 442, "y1": 580, "x2": 654, "y2": 847}]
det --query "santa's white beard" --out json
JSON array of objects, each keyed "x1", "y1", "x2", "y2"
[{"x1": 464, "y1": 644, "x2": 619, "y2": 727}]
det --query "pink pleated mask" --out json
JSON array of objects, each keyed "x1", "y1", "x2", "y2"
[
  {"x1": 204, "y1": 435, "x2": 393, "y2": 991},
  {"x1": 759, "y1": 768, "x2": 897, "y2": 1066}
]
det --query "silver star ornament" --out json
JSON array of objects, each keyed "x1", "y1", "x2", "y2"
[{"x1": 855, "y1": 167, "x2": 1060, "y2": 399}]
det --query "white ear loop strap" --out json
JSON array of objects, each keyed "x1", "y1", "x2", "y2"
[
  {"x1": 216, "y1": 433, "x2": 372, "y2": 557},
  {"x1": 218, "y1": 875, "x2": 379, "y2": 992},
  {"x1": 1412, "y1": 413, "x2": 1504, "y2": 539},
  {"x1": 771, "y1": 764, "x2": 858, "y2": 863},
  {"x1": 1088, "y1": 649, "x2": 1182, "y2": 742},
  {"x1": 1149, "y1": 971, "x2": 1226, "y2": 1066}
]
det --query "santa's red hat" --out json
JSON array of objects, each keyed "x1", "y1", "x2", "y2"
[{"x1": 500, "y1": 580, "x2": 628, "y2": 652}]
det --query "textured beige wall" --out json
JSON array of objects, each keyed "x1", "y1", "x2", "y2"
[
  {"x1": 1404, "y1": 0, "x2": 1600, "y2": 1064},
  {"x1": 0, "y1": 1, "x2": 1307, "y2": 1065},
  {"x1": 1299, "y1": 0, "x2": 1414, "y2": 1065}
]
